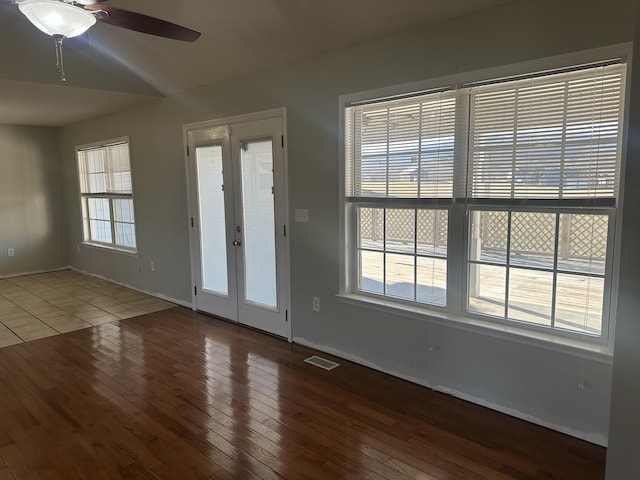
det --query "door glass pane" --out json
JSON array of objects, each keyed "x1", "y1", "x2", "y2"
[
  {"x1": 240, "y1": 139, "x2": 277, "y2": 308},
  {"x1": 196, "y1": 145, "x2": 228, "y2": 295}
]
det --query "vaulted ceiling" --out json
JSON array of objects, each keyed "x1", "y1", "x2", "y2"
[{"x1": 0, "y1": 0, "x2": 517, "y2": 126}]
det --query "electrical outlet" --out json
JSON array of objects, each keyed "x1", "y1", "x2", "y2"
[
  {"x1": 312, "y1": 296, "x2": 320, "y2": 312},
  {"x1": 150, "y1": 260, "x2": 156, "y2": 272},
  {"x1": 7, "y1": 248, "x2": 14, "y2": 257}
]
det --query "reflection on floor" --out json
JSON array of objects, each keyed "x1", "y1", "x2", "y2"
[{"x1": 0, "y1": 269, "x2": 174, "y2": 348}]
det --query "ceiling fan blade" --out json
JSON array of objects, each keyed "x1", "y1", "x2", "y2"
[{"x1": 84, "y1": 4, "x2": 201, "y2": 42}]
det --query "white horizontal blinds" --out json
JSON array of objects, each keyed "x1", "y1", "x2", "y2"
[
  {"x1": 77, "y1": 150, "x2": 88, "y2": 192},
  {"x1": 106, "y1": 142, "x2": 132, "y2": 194},
  {"x1": 469, "y1": 63, "x2": 625, "y2": 200},
  {"x1": 78, "y1": 147, "x2": 107, "y2": 194},
  {"x1": 345, "y1": 90, "x2": 456, "y2": 199},
  {"x1": 78, "y1": 142, "x2": 131, "y2": 194}
]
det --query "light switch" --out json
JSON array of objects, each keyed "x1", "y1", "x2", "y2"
[{"x1": 295, "y1": 209, "x2": 309, "y2": 223}]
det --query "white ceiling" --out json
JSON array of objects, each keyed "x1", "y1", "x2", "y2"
[{"x1": 0, "y1": 0, "x2": 516, "y2": 126}]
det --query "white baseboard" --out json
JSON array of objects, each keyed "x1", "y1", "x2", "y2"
[
  {"x1": 293, "y1": 336, "x2": 607, "y2": 447},
  {"x1": 69, "y1": 267, "x2": 191, "y2": 308},
  {"x1": 0, "y1": 265, "x2": 72, "y2": 279}
]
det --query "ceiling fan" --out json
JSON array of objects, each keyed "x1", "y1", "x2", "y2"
[{"x1": 4, "y1": 0, "x2": 201, "y2": 81}]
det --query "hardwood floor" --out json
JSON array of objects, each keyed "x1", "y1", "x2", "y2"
[{"x1": 0, "y1": 307, "x2": 605, "y2": 479}]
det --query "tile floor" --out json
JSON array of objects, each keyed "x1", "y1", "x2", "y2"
[{"x1": 0, "y1": 269, "x2": 175, "y2": 348}]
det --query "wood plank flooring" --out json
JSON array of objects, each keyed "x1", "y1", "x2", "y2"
[{"x1": 0, "y1": 307, "x2": 605, "y2": 479}]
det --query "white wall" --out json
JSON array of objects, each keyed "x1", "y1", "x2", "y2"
[
  {"x1": 59, "y1": 0, "x2": 635, "y2": 446},
  {"x1": 0, "y1": 125, "x2": 68, "y2": 276}
]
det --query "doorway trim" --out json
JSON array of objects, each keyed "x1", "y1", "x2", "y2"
[{"x1": 183, "y1": 107, "x2": 291, "y2": 342}]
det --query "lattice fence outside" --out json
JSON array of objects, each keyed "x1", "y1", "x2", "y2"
[
  {"x1": 359, "y1": 207, "x2": 607, "y2": 261},
  {"x1": 480, "y1": 211, "x2": 508, "y2": 251},
  {"x1": 359, "y1": 208, "x2": 448, "y2": 248},
  {"x1": 565, "y1": 214, "x2": 608, "y2": 258},
  {"x1": 511, "y1": 212, "x2": 556, "y2": 255},
  {"x1": 479, "y1": 212, "x2": 607, "y2": 260}
]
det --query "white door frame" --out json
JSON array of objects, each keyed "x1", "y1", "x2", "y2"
[{"x1": 183, "y1": 108, "x2": 291, "y2": 342}]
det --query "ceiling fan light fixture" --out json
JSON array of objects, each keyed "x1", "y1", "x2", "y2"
[{"x1": 18, "y1": 0, "x2": 96, "y2": 38}]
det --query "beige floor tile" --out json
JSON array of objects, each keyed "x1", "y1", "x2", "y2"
[
  {"x1": 83, "y1": 314, "x2": 120, "y2": 326},
  {"x1": 72, "y1": 308, "x2": 110, "y2": 321},
  {"x1": 52, "y1": 320, "x2": 92, "y2": 334},
  {"x1": 89, "y1": 298, "x2": 127, "y2": 309},
  {"x1": 7, "y1": 294, "x2": 42, "y2": 306},
  {"x1": 38, "y1": 292, "x2": 65, "y2": 301},
  {"x1": 62, "y1": 304, "x2": 102, "y2": 315},
  {"x1": 48, "y1": 295, "x2": 76, "y2": 304},
  {"x1": 23, "y1": 304, "x2": 64, "y2": 316},
  {"x1": 114, "y1": 308, "x2": 148, "y2": 319},
  {"x1": 41, "y1": 314, "x2": 82, "y2": 326},
  {"x1": 0, "y1": 306, "x2": 26, "y2": 317},
  {"x1": 72, "y1": 288, "x2": 103, "y2": 300},
  {"x1": 0, "y1": 270, "x2": 174, "y2": 348},
  {"x1": 18, "y1": 328, "x2": 58, "y2": 342},
  {"x1": 35, "y1": 310, "x2": 73, "y2": 322},
  {"x1": 129, "y1": 299, "x2": 174, "y2": 313},
  {"x1": 10, "y1": 321, "x2": 51, "y2": 335},
  {"x1": 2, "y1": 315, "x2": 40, "y2": 328},
  {"x1": 0, "y1": 335, "x2": 22, "y2": 348},
  {"x1": 101, "y1": 303, "x2": 137, "y2": 314},
  {"x1": 1, "y1": 309, "x2": 32, "y2": 319},
  {"x1": 0, "y1": 325, "x2": 15, "y2": 336}
]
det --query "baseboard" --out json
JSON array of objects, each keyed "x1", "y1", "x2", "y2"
[
  {"x1": 292, "y1": 336, "x2": 608, "y2": 447},
  {"x1": 0, "y1": 265, "x2": 72, "y2": 279},
  {"x1": 69, "y1": 267, "x2": 192, "y2": 308}
]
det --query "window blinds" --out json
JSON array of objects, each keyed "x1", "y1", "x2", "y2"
[
  {"x1": 469, "y1": 63, "x2": 625, "y2": 200},
  {"x1": 345, "y1": 90, "x2": 457, "y2": 199},
  {"x1": 78, "y1": 142, "x2": 132, "y2": 195}
]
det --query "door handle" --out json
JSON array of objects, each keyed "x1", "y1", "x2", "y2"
[{"x1": 233, "y1": 240, "x2": 242, "y2": 246}]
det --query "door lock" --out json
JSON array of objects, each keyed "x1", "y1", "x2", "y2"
[{"x1": 233, "y1": 240, "x2": 242, "y2": 246}]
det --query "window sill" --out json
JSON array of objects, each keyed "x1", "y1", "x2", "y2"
[
  {"x1": 336, "y1": 293, "x2": 613, "y2": 363},
  {"x1": 80, "y1": 242, "x2": 138, "y2": 257}
]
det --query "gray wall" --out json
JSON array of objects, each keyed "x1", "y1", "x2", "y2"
[
  {"x1": 59, "y1": 0, "x2": 635, "y2": 448},
  {"x1": 606, "y1": 1, "x2": 640, "y2": 477},
  {"x1": 0, "y1": 125, "x2": 68, "y2": 276}
]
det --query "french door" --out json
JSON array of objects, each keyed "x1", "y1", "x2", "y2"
[{"x1": 186, "y1": 114, "x2": 289, "y2": 338}]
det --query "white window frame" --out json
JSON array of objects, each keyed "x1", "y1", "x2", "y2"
[
  {"x1": 76, "y1": 137, "x2": 137, "y2": 253},
  {"x1": 338, "y1": 45, "x2": 631, "y2": 353}
]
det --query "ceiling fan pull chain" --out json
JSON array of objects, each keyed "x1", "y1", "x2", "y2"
[{"x1": 53, "y1": 34, "x2": 66, "y2": 82}]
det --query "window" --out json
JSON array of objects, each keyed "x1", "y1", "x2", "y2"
[
  {"x1": 343, "y1": 59, "x2": 626, "y2": 343},
  {"x1": 77, "y1": 139, "x2": 136, "y2": 251}
]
